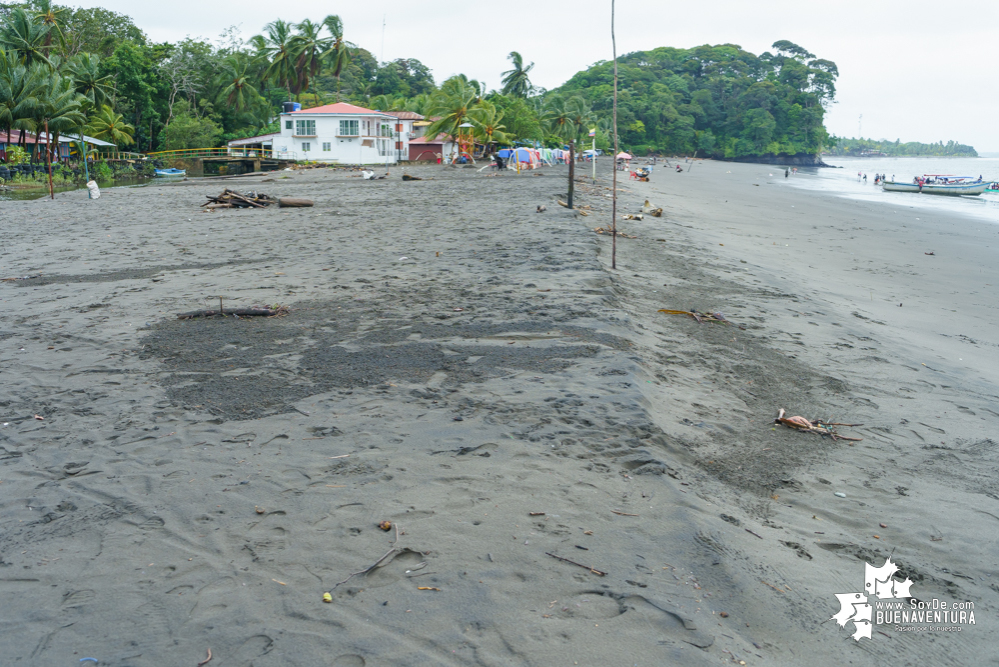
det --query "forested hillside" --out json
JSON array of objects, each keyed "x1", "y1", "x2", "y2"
[
  {"x1": 557, "y1": 41, "x2": 838, "y2": 159},
  {"x1": 825, "y1": 137, "x2": 977, "y2": 157}
]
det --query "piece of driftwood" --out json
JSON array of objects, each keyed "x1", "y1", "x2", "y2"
[
  {"x1": 402, "y1": 174, "x2": 423, "y2": 181},
  {"x1": 774, "y1": 408, "x2": 863, "y2": 442},
  {"x1": 177, "y1": 306, "x2": 287, "y2": 320},
  {"x1": 278, "y1": 197, "x2": 314, "y2": 208},
  {"x1": 202, "y1": 189, "x2": 275, "y2": 209}
]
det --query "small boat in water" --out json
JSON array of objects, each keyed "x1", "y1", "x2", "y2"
[
  {"x1": 882, "y1": 175, "x2": 991, "y2": 196},
  {"x1": 983, "y1": 182, "x2": 999, "y2": 195},
  {"x1": 155, "y1": 168, "x2": 186, "y2": 177}
]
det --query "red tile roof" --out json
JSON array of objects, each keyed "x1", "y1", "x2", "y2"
[
  {"x1": 380, "y1": 111, "x2": 425, "y2": 120},
  {"x1": 288, "y1": 102, "x2": 388, "y2": 115}
]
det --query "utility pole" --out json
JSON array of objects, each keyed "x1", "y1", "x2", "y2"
[{"x1": 567, "y1": 139, "x2": 575, "y2": 208}]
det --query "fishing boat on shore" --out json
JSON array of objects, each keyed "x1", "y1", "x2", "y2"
[
  {"x1": 154, "y1": 168, "x2": 186, "y2": 177},
  {"x1": 882, "y1": 175, "x2": 991, "y2": 196}
]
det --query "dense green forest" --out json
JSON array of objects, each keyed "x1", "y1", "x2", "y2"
[
  {"x1": 557, "y1": 41, "x2": 839, "y2": 158},
  {"x1": 2, "y1": 1, "x2": 845, "y2": 165},
  {"x1": 824, "y1": 137, "x2": 977, "y2": 157}
]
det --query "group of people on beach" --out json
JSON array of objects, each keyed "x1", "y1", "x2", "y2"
[{"x1": 859, "y1": 172, "x2": 892, "y2": 184}]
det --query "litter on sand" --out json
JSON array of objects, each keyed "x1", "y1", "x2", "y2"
[
  {"x1": 641, "y1": 200, "x2": 664, "y2": 217},
  {"x1": 774, "y1": 408, "x2": 863, "y2": 441},
  {"x1": 658, "y1": 309, "x2": 733, "y2": 324},
  {"x1": 202, "y1": 189, "x2": 275, "y2": 209},
  {"x1": 594, "y1": 227, "x2": 637, "y2": 238}
]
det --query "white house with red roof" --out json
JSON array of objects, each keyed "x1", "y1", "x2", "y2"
[{"x1": 275, "y1": 102, "x2": 416, "y2": 165}]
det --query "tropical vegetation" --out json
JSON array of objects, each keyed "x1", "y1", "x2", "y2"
[
  {"x1": 824, "y1": 136, "x2": 977, "y2": 158},
  {"x1": 0, "y1": 2, "x2": 976, "y2": 167}
]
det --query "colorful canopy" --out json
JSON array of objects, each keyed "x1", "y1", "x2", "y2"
[{"x1": 617, "y1": 152, "x2": 632, "y2": 159}]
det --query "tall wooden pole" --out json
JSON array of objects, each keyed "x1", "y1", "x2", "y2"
[
  {"x1": 567, "y1": 139, "x2": 575, "y2": 208},
  {"x1": 45, "y1": 120, "x2": 54, "y2": 200},
  {"x1": 611, "y1": 0, "x2": 619, "y2": 270}
]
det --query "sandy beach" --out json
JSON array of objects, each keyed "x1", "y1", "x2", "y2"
[{"x1": 1, "y1": 159, "x2": 996, "y2": 666}]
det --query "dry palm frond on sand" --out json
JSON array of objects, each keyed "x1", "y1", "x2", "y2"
[{"x1": 774, "y1": 408, "x2": 863, "y2": 441}]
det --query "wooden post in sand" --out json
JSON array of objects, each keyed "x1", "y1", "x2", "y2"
[
  {"x1": 567, "y1": 139, "x2": 575, "y2": 209},
  {"x1": 45, "y1": 121, "x2": 54, "y2": 200},
  {"x1": 610, "y1": 0, "x2": 619, "y2": 270}
]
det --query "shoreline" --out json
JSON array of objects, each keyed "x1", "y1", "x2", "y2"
[{"x1": 0, "y1": 161, "x2": 995, "y2": 665}]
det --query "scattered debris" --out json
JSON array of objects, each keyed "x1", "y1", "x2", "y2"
[
  {"x1": 202, "y1": 189, "x2": 275, "y2": 209},
  {"x1": 529, "y1": 512, "x2": 546, "y2": 516},
  {"x1": 177, "y1": 305, "x2": 288, "y2": 320},
  {"x1": 834, "y1": 492, "x2": 847, "y2": 498},
  {"x1": 641, "y1": 200, "x2": 664, "y2": 217},
  {"x1": 545, "y1": 551, "x2": 607, "y2": 576},
  {"x1": 536, "y1": 205, "x2": 546, "y2": 213},
  {"x1": 402, "y1": 174, "x2": 423, "y2": 181},
  {"x1": 611, "y1": 509, "x2": 638, "y2": 517},
  {"x1": 745, "y1": 528, "x2": 764, "y2": 539},
  {"x1": 621, "y1": 213, "x2": 644, "y2": 221},
  {"x1": 379, "y1": 521, "x2": 392, "y2": 531},
  {"x1": 323, "y1": 592, "x2": 332, "y2": 603},
  {"x1": 417, "y1": 586, "x2": 441, "y2": 591},
  {"x1": 775, "y1": 409, "x2": 863, "y2": 442},
  {"x1": 925, "y1": 251, "x2": 935, "y2": 256},
  {"x1": 658, "y1": 309, "x2": 733, "y2": 325},
  {"x1": 2, "y1": 274, "x2": 42, "y2": 282},
  {"x1": 593, "y1": 227, "x2": 637, "y2": 238},
  {"x1": 197, "y1": 648, "x2": 213, "y2": 666}
]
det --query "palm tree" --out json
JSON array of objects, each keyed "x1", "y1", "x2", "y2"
[
  {"x1": 543, "y1": 95, "x2": 572, "y2": 141},
  {"x1": 252, "y1": 19, "x2": 297, "y2": 100},
  {"x1": 500, "y1": 51, "x2": 534, "y2": 97},
  {"x1": 0, "y1": 9, "x2": 53, "y2": 68},
  {"x1": 320, "y1": 15, "x2": 352, "y2": 101},
  {"x1": 0, "y1": 54, "x2": 45, "y2": 148},
  {"x1": 422, "y1": 78, "x2": 480, "y2": 141},
  {"x1": 217, "y1": 53, "x2": 263, "y2": 113},
  {"x1": 66, "y1": 53, "x2": 114, "y2": 110},
  {"x1": 468, "y1": 100, "x2": 509, "y2": 149},
  {"x1": 34, "y1": 70, "x2": 86, "y2": 196},
  {"x1": 291, "y1": 19, "x2": 330, "y2": 100},
  {"x1": 565, "y1": 96, "x2": 595, "y2": 144},
  {"x1": 86, "y1": 104, "x2": 134, "y2": 145},
  {"x1": 31, "y1": 0, "x2": 69, "y2": 53}
]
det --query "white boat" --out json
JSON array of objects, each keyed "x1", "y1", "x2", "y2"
[{"x1": 882, "y1": 175, "x2": 991, "y2": 196}]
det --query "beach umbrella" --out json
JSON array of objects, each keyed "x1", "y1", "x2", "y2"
[{"x1": 617, "y1": 152, "x2": 632, "y2": 159}]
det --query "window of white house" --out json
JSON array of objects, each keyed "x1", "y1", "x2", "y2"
[
  {"x1": 339, "y1": 119, "x2": 359, "y2": 136},
  {"x1": 295, "y1": 119, "x2": 316, "y2": 136},
  {"x1": 285, "y1": 120, "x2": 293, "y2": 130},
  {"x1": 380, "y1": 124, "x2": 393, "y2": 137},
  {"x1": 302, "y1": 142, "x2": 311, "y2": 152},
  {"x1": 322, "y1": 142, "x2": 331, "y2": 151}
]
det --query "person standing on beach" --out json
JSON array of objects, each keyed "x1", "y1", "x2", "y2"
[{"x1": 785, "y1": 168, "x2": 789, "y2": 178}]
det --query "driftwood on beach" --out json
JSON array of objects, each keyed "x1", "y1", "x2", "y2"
[
  {"x1": 177, "y1": 306, "x2": 288, "y2": 320},
  {"x1": 202, "y1": 189, "x2": 276, "y2": 209}
]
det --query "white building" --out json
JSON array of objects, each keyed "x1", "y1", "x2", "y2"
[{"x1": 274, "y1": 102, "x2": 423, "y2": 165}]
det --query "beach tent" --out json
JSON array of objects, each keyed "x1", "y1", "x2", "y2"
[
  {"x1": 616, "y1": 152, "x2": 633, "y2": 160},
  {"x1": 498, "y1": 147, "x2": 539, "y2": 168}
]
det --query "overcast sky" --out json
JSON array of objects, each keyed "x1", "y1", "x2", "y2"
[{"x1": 75, "y1": 0, "x2": 999, "y2": 152}]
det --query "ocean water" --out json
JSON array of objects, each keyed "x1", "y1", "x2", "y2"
[{"x1": 787, "y1": 156, "x2": 999, "y2": 223}]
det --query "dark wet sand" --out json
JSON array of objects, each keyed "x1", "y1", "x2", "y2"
[{"x1": 0, "y1": 160, "x2": 996, "y2": 666}]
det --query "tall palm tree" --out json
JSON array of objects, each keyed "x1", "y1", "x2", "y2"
[
  {"x1": 422, "y1": 78, "x2": 480, "y2": 140},
  {"x1": 66, "y1": 53, "x2": 114, "y2": 110},
  {"x1": 0, "y1": 54, "x2": 45, "y2": 147},
  {"x1": 543, "y1": 95, "x2": 572, "y2": 141},
  {"x1": 252, "y1": 19, "x2": 296, "y2": 100},
  {"x1": 468, "y1": 100, "x2": 509, "y2": 149},
  {"x1": 291, "y1": 19, "x2": 331, "y2": 100},
  {"x1": 217, "y1": 52, "x2": 263, "y2": 113},
  {"x1": 86, "y1": 104, "x2": 134, "y2": 145},
  {"x1": 320, "y1": 15, "x2": 353, "y2": 101},
  {"x1": 31, "y1": 0, "x2": 69, "y2": 53},
  {"x1": 34, "y1": 70, "x2": 85, "y2": 196},
  {"x1": 500, "y1": 51, "x2": 534, "y2": 97},
  {"x1": 565, "y1": 96, "x2": 595, "y2": 144},
  {"x1": 0, "y1": 9, "x2": 53, "y2": 68}
]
